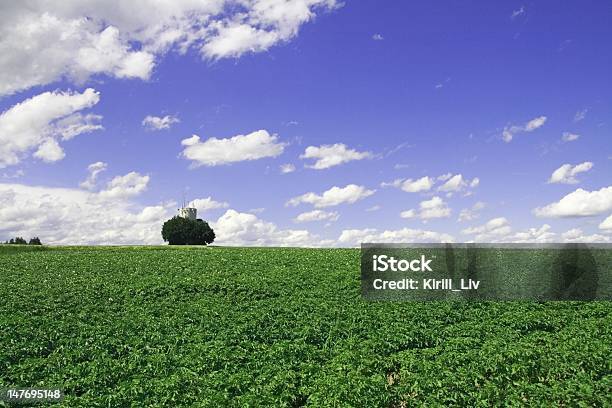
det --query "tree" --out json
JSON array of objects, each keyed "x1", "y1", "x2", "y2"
[
  {"x1": 161, "y1": 216, "x2": 215, "y2": 245},
  {"x1": 29, "y1": 237, "x2": 42, "y2": 245}
]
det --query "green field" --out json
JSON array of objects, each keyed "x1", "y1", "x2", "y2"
[{"x1": 1, "y1": 246, "x2": 611, "y2": 407}]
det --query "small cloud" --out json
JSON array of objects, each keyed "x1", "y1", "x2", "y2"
[
  {"x1": 80, "y1": 161, "x2": 108, "y2": 190},
  {"x1": 366, "y1": 205, "x2": 381, "y2": 212},
  {"x1": 401, "y1": 196, "x2": 452, "y2": 221},
  {"x1": 2, "y1": 169, "x2": 25, "y2": 179},
  {"x1": 372, "y1": 33, "x2": 384, "y2": 41},
  {"x1": 293, "y1": 210, "x2": 339, "y2": 223},
  {"x1": 287, "y1": 184, "x2": 375, "y2": 208},
  {"x1": 300, "y1": 143, "x2": 373, "y2": 170},
  {"x1": 189, "y1": 197, "x2": 229, "y2": 213},
  {"x1": 142, "y1": 115, "x2": 179, "y2": 130},
  {"x1": 548, "y1": 162, "x2": 593, "y2": 184},
  {"x1": 511, "y1": 6, "x2": 525, "y2": 19},
  {"x1": 181, "y1": 130, "x2": 286, "y2": 167},
  {"x1": 502, "y1": 115, "x2": 547, "y2": 142},
  {"x1": 458, "y1": 201, "x2": 486, "y2": 222},
  {"x1": 394, "y1": 163, "x2": 411, "y2": 170},
  {"x1": 561, "y1": 132, "x2": 580, "y2": 142},
  {"x1": 574, "y1": 108, "x2": 588, "y2": 122},
  {"x1": 280, "y1": 163, "x2": 296, "y2": 174},
  {"x1": 285, "y1": 120, "x2": 299, "y2": 126}
]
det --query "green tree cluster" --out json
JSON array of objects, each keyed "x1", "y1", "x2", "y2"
[{"x1": 161, "y1": 217, "x2": 215, "y2": 245}]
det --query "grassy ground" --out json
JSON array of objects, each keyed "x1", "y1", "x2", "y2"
[{"x1": 0, "y1": 246, "x2": 610, "y2": 407}]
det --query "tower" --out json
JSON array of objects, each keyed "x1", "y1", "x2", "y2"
[
  {"x1": 178, "y1": 193, "x2": 197, "y2": 220},
  {"x1": 178, "y1": 206, "x2": 197, "y2": 220}
]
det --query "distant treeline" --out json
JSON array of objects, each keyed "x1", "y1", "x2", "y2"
[{"x1": 3, "y1": 237, "x2": 43, "y2": 245}]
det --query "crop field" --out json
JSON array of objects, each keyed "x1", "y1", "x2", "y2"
[{"x1": 1, "y1": 246, "x2": 611, "y2": 407}]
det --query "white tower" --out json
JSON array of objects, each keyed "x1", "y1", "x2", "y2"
[{"x1": 178, "y1": 206, "x2": 197, "y2": 220}]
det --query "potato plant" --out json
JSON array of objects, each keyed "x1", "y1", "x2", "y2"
[{"x1": 0, "y1": 246, "x2": 610, "y2": 406}]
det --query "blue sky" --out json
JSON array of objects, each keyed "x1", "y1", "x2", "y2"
[{"x1": 0, "y1": 1, "x2": 611, "y2": 245}]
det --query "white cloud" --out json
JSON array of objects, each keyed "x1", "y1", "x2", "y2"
[
  {"x1": 502, "y1": 115, "x2": 547, "y2": 142},
  {"x1": 574, "y1": 109, "x2": 588, "y2": 122},
  {"x1": 280, "y1": 163, "x2": 296, "y2": 174},
  {"x1": 548, "y1": 162, "x2": 593, "y2": 184},
  {"x1": 398, "y1": 176, "x2": 434, "y2": 193},
  {"x1": 372, "y1": 33, "x2": 384, "y2": 41},
  {"x1": 99, "y1": 171, "x2": 150, "y2": 199},
  {"x1": 142, "y1": 114, "x2": 179, "y2": 130},
  {"x1": 458, "y1": 201, "x2": 486, "y2": 222},
  {"x1": 293, "y1": 209, "x2": 339, "y2": 223},
  {"x1": 300, "y1": 143, "x2": 372, "y2": 169},
  {"x1": 212, "y1": 209, "x2": 329, "y2": 247},
  {"x1": 181, "y1": 130, "x2": 286, "y2": 167},
  {"x1": 438, "y1": 174, "x2": 479, "y2": 196},
  {"x1": 384, "y1": 173, "x2": 478, "y2": 196},
  {"x1": 80, "y1": 161, "x2": 107, "y2": 190},
  {"x1": 511, "y1": 6, "x2": 525, "y2": 19},
  {"x1": 0, "y1": 182, "x2": 172, "y2": 245},
  {"x1": 462, "y1": 217, "x2": 512, "y2": 241},
  {"x1": 562, "y1": 132, "x2": 580, "y2": 142},
  {"x1": 0, "y1": 1, "x2": 339, "y2": 96},
  {"x1": 401, "y1": 196, "x2": 451, "y2": 221},
  {"x1": 598, "y1": 214, "x2": 612, "y2": 231},
  {"x1": 287, "y1": 184, "x2": 375, "y2": 208},
  {"x1": 337, "y1": 228, "x2": 454, "y2": 246},
  {"x1": 534, "y1": 186, "x2": 612, "y2": 218},
  {"x1": 188, "y1": 197, "x2": 229, "y2": 214},
  {"x1": 33, "y1": 139, "x2": 65, "y2": 162},
  {"x1": 561, "y1": 228, "x2": 610, "y2": 243},
  {"x1": 0, "y1": 88, "x2": 102, "y2": 168},
  {"x1": 366, "y1": 205, "x2": 381, "y2": 212},
  {"x1": 511, "y1": 224, "x2": 556, "y2": 243},
  {"x1": 400, "y1": 209, "x2": 416, "y2": 219}
]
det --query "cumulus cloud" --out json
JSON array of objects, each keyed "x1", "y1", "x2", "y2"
[
  {"x1": 548, "y1": 162, "x2": 593, "y2": 184},
  {"x1": 561, "y1": 228, "x2": 610, "y2": 243},
  {"x1": 188, "y1": 197, "x2": 229, "y2": 213},
  {"x1": 300, "y1": 143, "x2": 372, "y2": 169},
  {"x1": 293, "y1": 209, "x2": 339, "y2": 223},
  {"x1": 99, "y1": 171, "x2": 150, "y2": 199},
  {"x1": 383, "y1": 173, "x2": 478, "y2": 196},
  {"x1": 287, "y1": 184, "x2": 375, "y2": 208},
  {"x1": 562, "y1": 132, "x2": 580, "y2": 142},
  {"x1": 598, "y1": 215, "x2": 612, "y2": 231},
  {"x1": 337, "y1": 228, "x2": 454, "y2": 247},
  {"x1": 212, "y1": 209, "x2": 329, "y2": 247},
  {"x1": 502, "y1": 116, "x2": 547, "y2": 142},
  {"x1": 438, "y1": 174, "x2": 479, "y2": 195},
  {"x1": 511, "y1": 224, "x2": 556, "y2": 243},
  {"x1": 142, "y1": 114, "x2": 179, "y2": 130},
  {"x1": 0, "y1": 182, "x2": 172, "y2": 245},
  {"x1": 458, "y1": 201, "x2": 486, "y2": 222},
  {"x1": 462, "y1": 217, "x2": 512, "y2": 241},
  {"x1": 280, "y1": 163, "x2": 296, "y2": 174},
  {"x1": 80, "y1": 161, "x2": 108, "y2": 190},
  {"x1": 382, "y1": 176, "x2": 433, "y2": 193},
  {"x1": 0, "y1": 88, "x2": 102, "y2": 168},
  {"x1": 534, "y1": 186, "x2": 612, "y2": 218},
  {"x1": 401, "y1": 196, "x2": 451, "y2": 221},
  {"x1": 0, "y1": 1, "x2": 340, "y2": 96},
  {"x1": 574, "y1": 109, "x2": 588, "y2": 122},
  {"x1": 181, "y1": 130, "x2": 286, "y2": 167}
]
